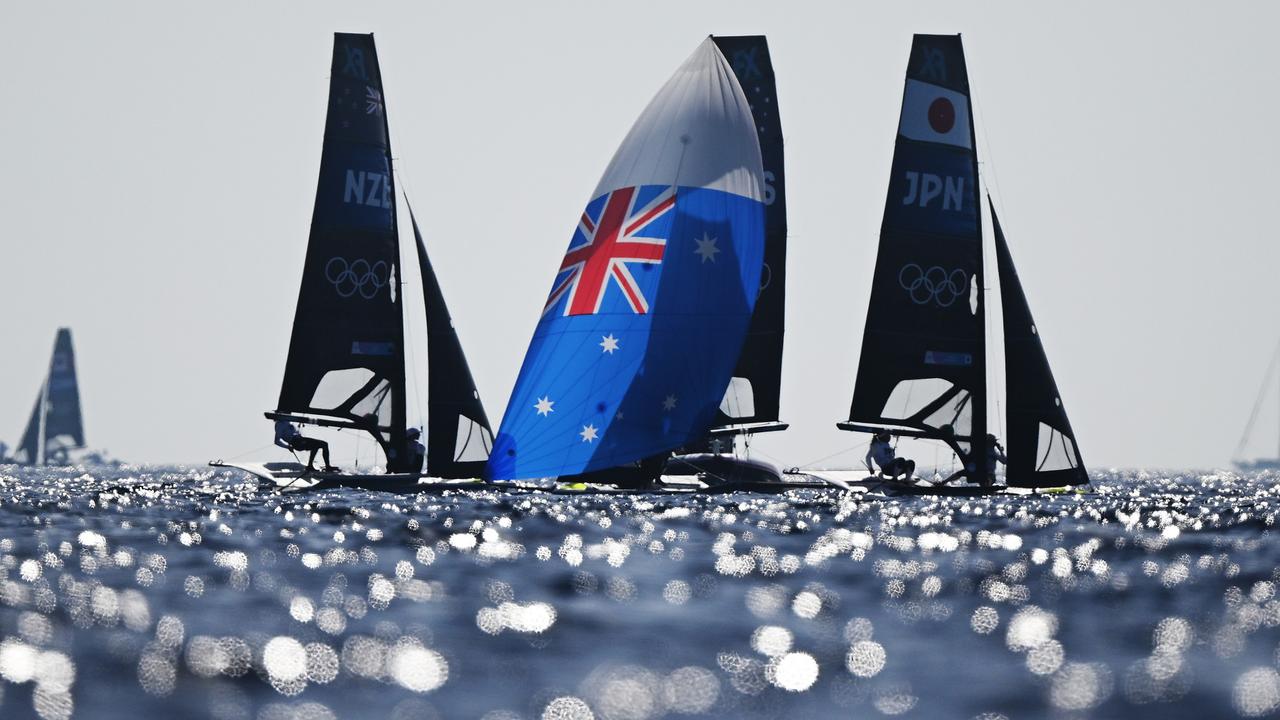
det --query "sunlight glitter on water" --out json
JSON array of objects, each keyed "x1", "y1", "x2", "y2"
[{"x1": 2, "y1": 467, "x2": 1280, "y2": 716}]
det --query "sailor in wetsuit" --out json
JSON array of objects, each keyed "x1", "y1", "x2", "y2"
[
  {"x1": 866, "y1": 431, "x2": 916, "y2": 480},
  {"x1": 406, "y1": 428, "x2": 426, "y2": 475},
  {"x1": 274, "y1": 420, "x2": 336, "y2": 472},
  {"x1": 938, "y1": 433, "x2": 1006, "y2": 487}
]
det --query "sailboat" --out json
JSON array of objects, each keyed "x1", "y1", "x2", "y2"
[
  {"x1": 211, "y1": 33, "x2": 493, "y2": 489},
  {"x1": 487, "y1": 38, "x2": 774, "y2": 488},
  {"x1": 11, "y1": 328, "x2": 86, "y2": 466},
  {"x1": 837, "y1": 34, "x2": 1088, "y2": 494},
  {"x1": 1232, "y1": 340, "x2": 1280, "y2": 471},
  {"x1": 663, "y1": 35, "x2": 793, "y2": 486}
]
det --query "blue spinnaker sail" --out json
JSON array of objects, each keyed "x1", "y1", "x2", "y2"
[{"x1": 489, "y1": 39, "x2": 766, "y2": 480}]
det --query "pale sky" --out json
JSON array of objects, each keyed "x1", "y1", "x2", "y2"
[{"x1": 2, "y1": 1, "x2": 1277, "y2": 469}]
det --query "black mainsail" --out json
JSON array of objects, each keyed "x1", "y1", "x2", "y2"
[
  {"x1": 16, "y1": 328, "x2": 85, "y2": 466},
  {"x1": 991, "y1": 202, "x2": 1087, "y2": 487},
  {"x1": 274, "y1": 33, "x2": 409, "y2": 469},
  {"x1": 844, "y1": 34, "x2": 989, "y2": 481},
  {"x1": 407, "y1": 206, "x2": 494, "y2": 479},
  {"x1": 708, "y1": 35, "x2": 788, "y2": 436}
]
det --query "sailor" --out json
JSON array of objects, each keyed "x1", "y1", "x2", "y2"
[
  {"x1": 987, "y1": 434, "x2": 1007, "y2": 477},
  {"x1": 938, "y1": 434, "x2": 1006, "y2": 487},
  {"x1": 866, "y1": 430, "x2": 916, "y2": 480},
  {"x1": 406, "y1": 428, "x2": 426, "y2": 474},
  {"x1": 274, "y1": 419, "x2": 336, "y2": 472}
]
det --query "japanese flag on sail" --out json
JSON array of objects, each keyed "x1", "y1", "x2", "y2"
[{"x1": 898, "y1": 79, "x2": 972, "y2": 149}]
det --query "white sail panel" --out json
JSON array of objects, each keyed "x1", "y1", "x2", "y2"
[{"x1": 593, "y1": 38, "x2": 764, "y2": 202}]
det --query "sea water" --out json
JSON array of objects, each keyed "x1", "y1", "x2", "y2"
[{"x1": 0, "y1": 466, "x2": 1278, "y2": 719}]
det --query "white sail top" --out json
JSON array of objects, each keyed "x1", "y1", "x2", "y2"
[{"x1": 592, "y1": 38, "x2": 765, "y2": 202}]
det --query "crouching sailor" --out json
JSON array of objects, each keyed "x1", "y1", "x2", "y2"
[
  {"x1": 406, "y1": 428, "x2": 426, "y2": 475},
  {"x1": 938, "y1": 433, "x2": 1006, "y2": 487},
  {"x1": 274, "y1": 419, "x2": 337, "y2": 473},
  {"x1": 866, "y1": 430, "x2": 916, "y2": 481}
]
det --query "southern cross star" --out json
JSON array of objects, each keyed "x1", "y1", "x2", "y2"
[
  {"x1": 580, "y1": 424, "x2": 598, "y2": 443},
  {"x1": 600, "y1": 334, "x2": 620, "y2": 354},
  {"x1": 662, "y1": 394, "x2": 678, "y2": 411},
  {"x1": 693, "y1": 233, "x2": 720, "y2": 263},
  {"x1": 534, "y1": 396, "x2": 554, "y2": 416}
]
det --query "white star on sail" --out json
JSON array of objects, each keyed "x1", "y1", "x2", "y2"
[
  {"x1": 662, "y1": 394, "x2": 678, "y2": 411},
  {"x1": 600, "y1": 334, "x2": 620, "y2": 354},
  {"x1": 579, "y1": 424, "x2": 598, "y2": 443},
  {"x1": 693, "y1": 233, "x2": 720, "y2": 263},
  {"x1": 534, "y1": 396, "x2": 554, "y2": 416}
]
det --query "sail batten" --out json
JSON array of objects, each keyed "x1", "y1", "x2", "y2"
[
  {"x1": 276, "y1": 33, "x2": 408, "y2": 468},
  {"x1": 847, "y1": 34, "x2": 988, "y2": 479},
  {"x1": 991, "y1": 201, "x2": 1088, "y2": 487}
]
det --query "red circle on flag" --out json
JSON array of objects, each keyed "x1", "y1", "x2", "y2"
[{"x1": 928, "y1": 97, "x2": 955, "y2": 134}]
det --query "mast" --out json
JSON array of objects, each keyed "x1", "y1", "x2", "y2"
[
  {"x1": 966, "y1": 36, "x2": 989, "y2": 486},
  {"x1": 273, "y1": 33, "x2": 408, "y2": 469},
  {"x1": 842, "y1": 34, "x2": 987, "y2": 481}
]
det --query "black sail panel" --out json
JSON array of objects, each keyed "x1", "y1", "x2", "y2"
[
  {"x1": 15, "y1": 388, "x2": 41, "y2": 466},
  {"x1": 849, "y1": 35, "x2": 988, "y2": 475},
  {"x1": 276, "y1": 33, "x2": 407, "y2": 465},
  {"x1": 407, "y1": 206, "x2": 494, "y2": 479},
  {"x1": 991, "y1": 202, "x2": 1088, "y2": 487},
  {"x1": 43, "y1": 328, "x2": 85, "y2": 463},
  {"x1": 710, "y1": 35, "x2": 787, "y2": 428},
  {"x1": 14, "y1": 328, "x2": 86, "y2": 466}
]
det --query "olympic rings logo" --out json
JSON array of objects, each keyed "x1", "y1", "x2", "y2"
[
  {"x1": 324, "y1": 257, "x2": 389, "y2": 299},
  {"x1": 898, "y1": 263, "x2": 968, "y2": 307}
]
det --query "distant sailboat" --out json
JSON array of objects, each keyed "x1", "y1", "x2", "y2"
[
  {"x1": 487, "y1": 38, "x2": 770, "y2": 487},
  {"x1": 12, "y1": 328, "x2": 86, "y2": 466},
  {"x1": 666, "y1": 35, "x2": 791, "y2": 485},
  {"x1": 212, "y1": 33, "x2": 492, "y2": 488},
  {"x1": 838, "y1": 34, "x2": 1088, "y2": 492},
  {"x1": 1232, "y1": 340, "x2": 1280, "y2": 471}
]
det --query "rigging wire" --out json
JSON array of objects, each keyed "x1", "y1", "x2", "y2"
[
  {"x1": 221, "y1": 443, "x2": 279, "y2": 463},
  {"x1": 1234, "y1": 339, "x2": 1280, "y2": 460}
]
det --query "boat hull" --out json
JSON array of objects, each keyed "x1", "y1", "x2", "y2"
[{"x1": 208, "y1": 461, "x2": 485, "y2": 493}]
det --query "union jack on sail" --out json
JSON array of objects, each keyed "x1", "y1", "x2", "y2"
[{"x1": 544, "y1": 186, "x2": 676, "y2": 316}]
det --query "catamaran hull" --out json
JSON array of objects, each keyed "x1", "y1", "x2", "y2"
[
  {"x1": 208, "y1": 461, "x2": 484, "y2": 493},
  {"x1": 668, "y1": 453, "x2": 781, "y2": 484}
]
